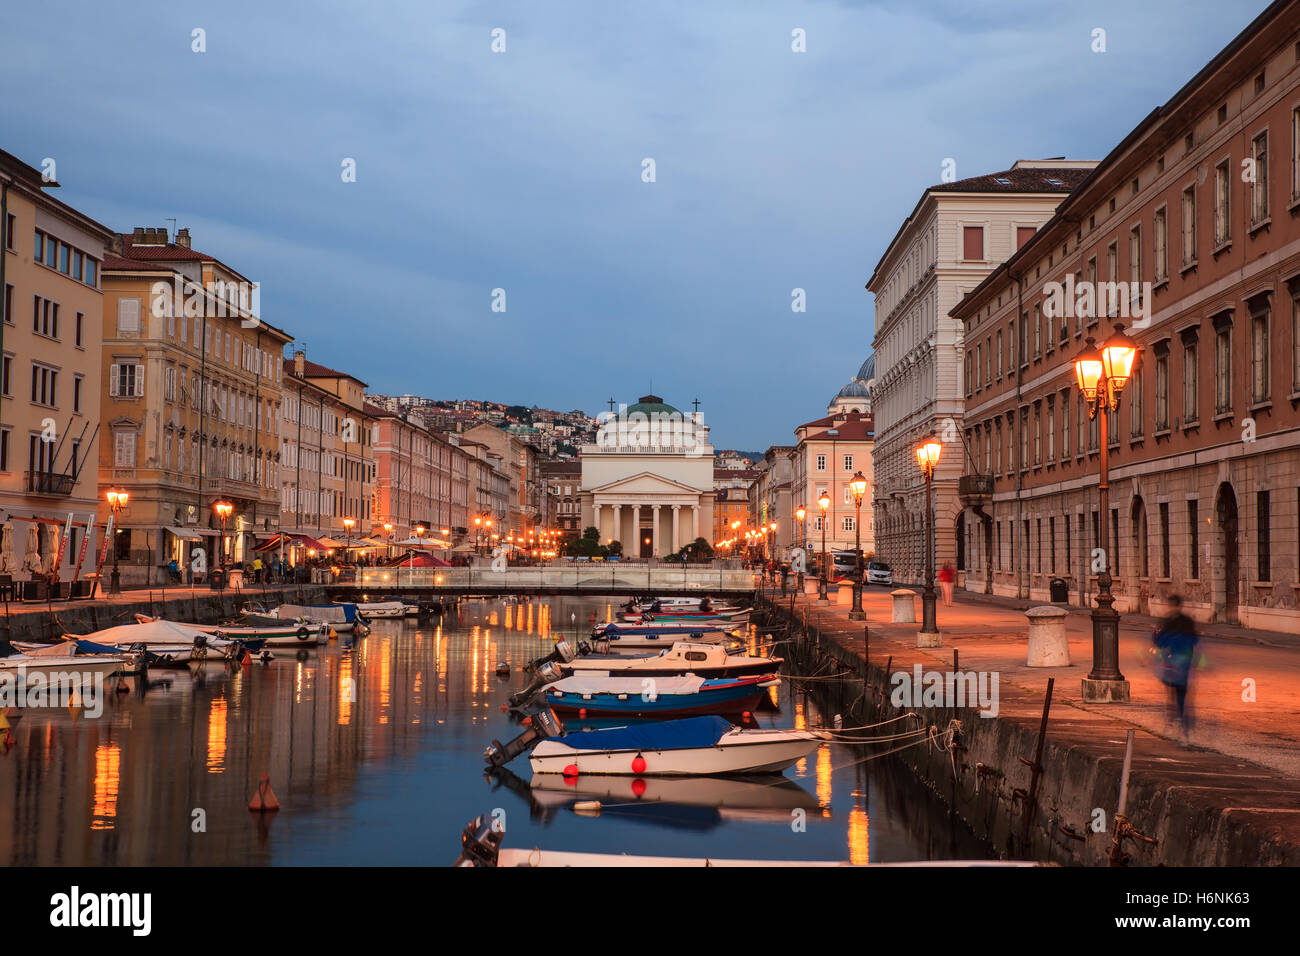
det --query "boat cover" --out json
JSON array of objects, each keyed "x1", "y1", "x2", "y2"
[
  {"x1": 549, "y1": 716, "x2": 732, "y2": 752},
  {"x1": 278, "y1": 603, "x2": 357, "y2": 623},
  {"x1": 550, "y1": 675, "x2": 708, "y2": 697},
  {"x1": 70, "y1": 619, "x2": 207, "y2": 646}
]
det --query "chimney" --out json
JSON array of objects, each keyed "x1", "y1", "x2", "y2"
[
  {"x1": 293, "y1": 350, "x2": 305, "y2": 378},
  {"x1": 132, "y1": 227, "x2": 146, "y2": 244},
  {"x1": 108, "y1": 234, "x2": 124, "y2": 255},
  {"x1": 175, "y1": 228, "x2": 190, "y2": 249}
]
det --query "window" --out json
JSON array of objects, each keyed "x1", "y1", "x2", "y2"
[
  {"x1": 1106, "y1": 242, "x2": 1118, "y2": 317},
  {"x1": 32, "y1": 296, "x2": 58, "y2": 338},
  {"x1": 84, "y1": 258, "x2": 97, "y2": 287},
  {"x1": 1150, "y1": 207, "x2": 1166, "y2": 284},
  {"x1": 996, "y1": 329, "x2": 1003, "y2": 378},
  {"x1": 1033, "y1": 303, "x2": 1042, "y2": 358},
  {"x1": 1251, "y1": 131, "x2": 1269, "y2": 224},
  {"x1": 1, "y1": 353, "x2": 9, "y2": 397},
  {"x1": 0, "y1": 427, "x2": 8, "y2": 472},
  {"x1": 110, "y1": 362, "x2": 144, "y2": 398},
  {"x1": 1046, "y1": 398, "x2": 1055, "y2": 460},
  {"x1": 1292, "y1": 107, "x2": 1300, "y2": 201},
  {"x1": 58, "y1": 244, "x2": 69, "y2": 274},
  {"x1": 30, "y1": 363, "x2": 57, "y2": 407},
  {"x1": 1258, "y1": 490, "x2": 1271, "y2": 581},
  {"x1": 165, "y1": 366, "x2": 177, "y2": 404},
  {"x1": 117, "y1": 298, "x2": 141, "y2": 335},
  {"x1": 1183, "y1": 334, "x2": 1199, "y2": 422},
  {"x1": 1251, "y1": 301, "x2": 1270, "y2": 404},
  {"x1": 963, "y1": 226, "x2": 984, "y2": 261},
  {"x1": 1061, "y1": 391, "x2": 1070, "y2": 458},
  {"x1": 1214, "y1": 317, "x2": 1232, "y2": 414},
  {"x1": 1154, "y1": 343, "x2": 1169, "y2": 430},
  {"x1": 815, "y1": 454, "x2": 826, "y2": 471},
  {"x1": 73, "y1": 375, "x2": 82, "y2": 414},
  {"x1": 975, "y1": 343, "x2": 982, "y2": 389},
  {"x1": 1129, "y1": 226, "x2": 1142, "y2": 311},
  {"x1": 1187, "y1": 500, "x2": 1199, "y2": 578},
  {"x1": 1017, "y1": 226, "x2": 1036, "y2": 249},
  {"x1": 1214, "y1": 160, "x2": 1231, "y2": 246},
  {"x1": 1019, "y1": 410, "x2": 1028, "y2": 469},
  {"x1": 2, "y1": 283, "x2": 11, "y2": 325},
  {"x1": 1085, "y1": 257, "x2": 1098, "y2": 327},
  {"x1": 74, "y1": 312, "x2": 84, "y2": 348},
  {"x1": 1033, "y1": 403, "x2": 1042, "y2": 465},
  {"x1": 3, "y1": 213, "x2": 12, "y2": 250},
  {"x1": 842, "y1": 516, "x2": 856, "y2": 532},
  {"x1": 1159, "y1": 502, "x2": 1170, "y2": 577},
  {"x1": 1129, "y1": 360, "x2": 1144, "y2": 437},
  {"x1": 1018, "y1": 313, "x2": 1028, "y2": 366},
  {"x1": 843, "y1": 454, "x2": 853, "y2": 471},
  {"x1": 1293, "y1": 290, "x2": 1300, "y2": 392},
  {"x1": 1181, "y1": 186, "x2": 1196, "y2": 266}
]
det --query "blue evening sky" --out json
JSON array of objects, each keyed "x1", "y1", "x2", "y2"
[{"x1": 0, "y1": 0, "x2": 1268, "y2": 448}]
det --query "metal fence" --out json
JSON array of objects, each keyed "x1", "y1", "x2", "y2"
[{"x1": 334, "y1": 566, "x2": 759, "y2": 592}]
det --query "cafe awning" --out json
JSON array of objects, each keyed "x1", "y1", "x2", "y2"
[
  {"x1": 255, "y1": 532, "x2": 324, "y2": 552},
  {"x1": 164, "y1": 526, "x2": 202, "y2": 541}
]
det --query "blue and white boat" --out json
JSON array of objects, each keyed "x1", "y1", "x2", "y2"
[
  {"x1": 529, "y1": 715, "x2": 826, "y2": 776},
  {"x1": 593, "y1": 621, "x2": 731, "y2": 648},
  {"x1": 542, "y1": 674, "x2": 778, "y2": 718}
]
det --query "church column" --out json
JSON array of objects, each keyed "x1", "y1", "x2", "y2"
[
  {"x1": 593, "y1": 501, "x2": 603, "y2": 540},
  {"x1": 652, "y1": 505, "x2": 661, "y2": 557},
  {"x1": 613, "y1": 502, "x2": 622, "y2": 551},
  {"x1": 671, "y1": 505, "x2": 681, "y2": 554},
  {"x1": 691, "y1": 504, "x2": 699, "y2": 541}
]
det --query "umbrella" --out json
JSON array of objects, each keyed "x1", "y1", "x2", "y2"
[
  {"x1": 47, "y1": 525, "x2": 60, "y2": 575},
  {"x1": 0, "y1": 522, "x2": 15, "y2": 573},
  {"x1": 22, "y1": 524, "x2": 43, "y2": 574}
]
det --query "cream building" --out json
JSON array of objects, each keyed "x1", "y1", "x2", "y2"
[
  {"x1": 580, "y1": 395, "x2": 715, "y2": 557},
  {"x1": 867, "y1": 159, "x2": 1097, "y2": 585},
  {"x1": 790, "y1": 410, "x2": 875, "y2": 557}
]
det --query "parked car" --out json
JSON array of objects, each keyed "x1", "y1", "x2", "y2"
[
  {"x1": 866, "y1": 561, "x2": 893, "y2": 585},
  {"x1": 831, "y1": 550, "x2": 861, "y2": 579}
]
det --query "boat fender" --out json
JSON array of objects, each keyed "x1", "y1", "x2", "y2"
[
  {"x1": 297, "y1": 627, "x2": 310, "y2": 641},
  {"x1": 562, "y1": 764, "x2": 579, "y2": 777},
  {"x1": 631, "y1": 753, "x2": 646, "y2": 774}
]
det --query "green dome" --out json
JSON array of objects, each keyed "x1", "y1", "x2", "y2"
[{"x1": 625, "y1": 394, "x2": 682, "y2": 416}]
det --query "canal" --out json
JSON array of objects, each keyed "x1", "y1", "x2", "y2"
[{"x1": 0, "y1": 597, "x2": 995, "y2": 865}]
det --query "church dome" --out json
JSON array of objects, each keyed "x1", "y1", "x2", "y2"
[
  {"x1": 856, "y1": 354, "x2": 876, "y2": 382},
  {"x1": 625, "y1": 394, "x2": 682, "y2": 416},
  {"x1": 833, "y1": 380, "x2": 871, "y2": 403}
]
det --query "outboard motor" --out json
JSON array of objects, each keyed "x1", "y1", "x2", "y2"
[
  {"x1": 508, "y1": 661, "x2": 564, "y2": 708},
  {"x1": 483, "y1": 708, "x2": 564, "y2": 768},
  {"x1": 453, "y1": 814, "x2": 504, "y2": 867},
  {"x1": 524, "y1": 638, "x2": 575, "y2": 673}
]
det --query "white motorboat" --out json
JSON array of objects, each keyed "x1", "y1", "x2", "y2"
[
  {"x1": 591, "y1": 626, "x2": 733, "y2": 650},
  {"x1": 356, "y1": 600, "x2": 407, "y2": 618},
  {"x1": 529, "y1": 715, "x2": 825, "y2": 776},
  {"x1": 0, "y1": 653, "x2": 131, "y2": 686},
  {"x1": 261, "y1": 603, "x2": 362, "y2": 633},
  {"x1": 564, "y1": 642, "x2": 781, "y2": 679}
]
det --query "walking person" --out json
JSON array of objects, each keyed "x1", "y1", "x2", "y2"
[
  {"x1": 938, "y1": 562, "x2": 955, "y2": 606},
  {"x1": 1152, "y1": 594, "x2": 1199, "y2": 737}
]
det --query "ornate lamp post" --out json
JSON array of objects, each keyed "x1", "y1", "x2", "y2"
[
  {"x1": 849, "y1": 471, "x2": 867, "y2": 620},
  {"x1": 915, "y1": 436, "x2": 942, "y2": 639},
  {"x1": 817, "y1": 490, "x2": 830, "y2": 602},
  {"x1": 213, "y1": 500, "x2": 233, "y2": 570},
  {"x1": 343, "y1": 517, "x2": 355, "y2": 560},
  {"x1": 384, "y1": 522, "x2": 394, "y2": 559},
  {"x1": 1074, "y1": 324, "x2": 1139, "y2": 702},
  {"x1": 106, "y1": 488, "x2": 129, "y2": 596},
  {"x1": 795, "y1": 506, "x2": 806, "y2": 590}
]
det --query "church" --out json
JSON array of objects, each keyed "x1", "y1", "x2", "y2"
[{"x1": 579, "y1": 395, "x2": 715, "y2": 557}]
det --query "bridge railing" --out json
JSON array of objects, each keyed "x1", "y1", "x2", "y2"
[{"x1": 334, "y1": 566, "x2": 759, "y2": 591}]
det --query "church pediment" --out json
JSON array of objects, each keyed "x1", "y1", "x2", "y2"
[{"x1": 587, "y1": 472, "x2": 705, "y2": 496}]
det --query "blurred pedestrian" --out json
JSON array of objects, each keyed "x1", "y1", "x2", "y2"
[
  {"x1": 1153, "y1": 594, "x2": 1199, "y2": 736},
  {"x1": 938, "y1": 562, "x2": 955, "y2": 606}
]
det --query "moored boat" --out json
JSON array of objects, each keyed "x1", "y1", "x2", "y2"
[
  {"x1": 541, "y1": 674, "x2": 777, "y2": 718},
  {"x1": 528, "y1": 715, "x2": 826, "y2": 776},
  {"x1": 563, "y1": 642, "x2": 781, "y2": 679}
]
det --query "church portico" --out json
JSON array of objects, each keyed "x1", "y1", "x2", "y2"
[{"x1": 588, "y1": 475, "x2": 705, "y2": 557}]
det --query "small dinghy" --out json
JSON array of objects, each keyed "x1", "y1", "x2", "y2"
[
  {"x1": 529, "y1": 715, "x2": 825, "y2": 776},
  {"x1": 593, "y1": 622, "x2": 733, "y2": 649},
  {"x1": 563, "y1": 641, "x2": 782, "y2": 679},
  {"x1": 0, "y1": 652, "x2": 132, "y2": 686},
  {"x1": 542, "y1": 674, "x2": 777, "y2": 718},
  {"x1": 259, "y1": 602, "x2": 363, "y2": 633},
  {"x1": 356, "y1": 600, "x2": 406, "y2": 618}
]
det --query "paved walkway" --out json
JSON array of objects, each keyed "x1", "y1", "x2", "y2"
[{"x1": 775, "y1": 583, "x2": 1300, "y2": 782}]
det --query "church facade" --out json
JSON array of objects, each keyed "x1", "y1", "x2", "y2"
[{"x1": 579, "y1": 395, "x2": 715, "y2": 557}]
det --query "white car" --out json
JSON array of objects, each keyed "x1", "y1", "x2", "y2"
[{"x1": 866, "y1": 562, "x2": 893, "y2": 585}]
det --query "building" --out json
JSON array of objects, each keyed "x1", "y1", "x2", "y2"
[
  {"x1": 580, "y1": 394, "x2": 715, "y2": 557},
  {"x1": 1, "y1": 149, "x2": 114, "y2": 584},
  {"x1": 951, "y1": 0, "x2": 1300, "y2": 634},
  {"x1": 462, "y1": 423, "x2": 540, "y2": 537},
  {"x1": 867, "y1": 159, "x2": 1097, "y2": 586},
  {"x1": 368, "y1": 404, "x2": 461, "y2": 545},
  {"x1": 99, "y1": 227, "x2": 290, "y2": 582},
  {"x1": 828, "y1": 355, "x2": 876, "y2": 416},
  {"x1": 279, "y1": 353, "x2": 375, "y2": 551},
  {"x1": 454, "y1": 437, "x2": 510, "y2": 550},
  {"x1": 713, "y1": 464, "x2": 757, "y2": 547},
  {"x1": 748, "y1": 446, "x2": 795, "y2": 556},
  {"x1": 539, "y1": 458, "x2": 582, "y2": 536},
  {"x1": 790, "y1": 409, "x2": 876, "y2": 558}
]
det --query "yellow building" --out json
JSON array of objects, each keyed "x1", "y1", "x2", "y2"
[
  {"x1": 99, "y1": 227, "x2": 292, "y2": 583},
  {"x1": 0, "y1": 149, "x2": 113, "y2": 591}
]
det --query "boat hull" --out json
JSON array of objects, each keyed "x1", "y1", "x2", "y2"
[
  {"x1": 545, "y1": 679, "x2": 772, "y2": 718},
  {"x1": 530, "y1": 731, "x2": 821, "y2": 776},
  {"x1": 564, "y1": 658, "x2": 778, "y2": 679}
]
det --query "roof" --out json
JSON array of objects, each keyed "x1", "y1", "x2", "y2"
[
  {"x1": 806, "y1": 420, "x2": 875, "y2": 442},
  {"x1": 117, "y1": 232, "x2": 206, "y2": 261},
  {"x1": 833, "y1": 381, "x2": 872, "y2": 401},
  {"x1": 625, "y1": 394, "x2": 682, "y2": 416},
  {"x1": 856, "y1": 354, "x2": 876, "y2": 381},
  {"x1": 286, "y1": 356, "x2": 368, "y2": 388}
]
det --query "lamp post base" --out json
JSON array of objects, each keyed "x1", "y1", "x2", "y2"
[
  {"x1": 848, "y1": 610, "x2": 865, "y2": 620},
  {"x1": 1081, "y1": 677, "x2": 1131, "y2": 702},
  {"x1": 848, "y1": 584, "x2": 865, "y2": 620},
  {"x1": 916, "y1": 630, "x2": 942, "y2": 648}
]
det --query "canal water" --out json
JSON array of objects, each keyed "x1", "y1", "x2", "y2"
[{"x1": 0, "y1": 597, "x2": 994, "y2": 865}]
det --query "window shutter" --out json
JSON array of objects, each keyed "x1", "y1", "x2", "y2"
[
  {"x1": 134, "y1": 364, "x2": 145, "y2": 397},
  {"x1": 108, "y1": 365, "x2": 119, "y2": 397},
  {"x1": 118, "y1": 298, "x2": 140, "y2": 334}
]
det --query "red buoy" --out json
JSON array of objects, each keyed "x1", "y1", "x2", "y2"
[
  {"x1": 742, "y1": 711, "x2": 752, "y2": 720},
  {"x1": 579, "y1": 708, "x2": 587, "y2": 718},
  {"x1": 248, "y1": 773, "x2": 280, "y2": 812},
  {"x1": 631, "y1": 754, "x2": 646, "y2": 774},
  {"x1": 563, "y1": 764, "x2": 580, "y2": 777},
  {"x1": 631, "y1": 778, "x2": 647, "y2": 797}
]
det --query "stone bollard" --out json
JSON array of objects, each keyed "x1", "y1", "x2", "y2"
[
  {"x1": 1025, "y1": 605, "x2": 1070, "y2": 666},
  {"x1": 835, "y1": 582, "x2": 853, "y2": 607},
  {"x1": 804, "y1": 576, "x2": 820, "y2": 597},
  {"x1": 890, "y1": 588, "x2": 916, "y2": 623}
]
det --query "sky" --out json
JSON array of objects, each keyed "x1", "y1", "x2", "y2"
[{"x1": 0, "y1": 0, "x2": 1271, "y2": 448}]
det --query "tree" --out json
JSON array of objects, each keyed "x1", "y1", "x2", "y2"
[{"x1": 682, "y1": 537, "x2": 714, "y2": 562}]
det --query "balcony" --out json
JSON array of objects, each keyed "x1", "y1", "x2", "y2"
[
  {"x1": 958, "y1": 474, "x2": 994, "y2": 508},
  {"x1": 25, "y1": 470, "x2": 77, "y2": 497}
]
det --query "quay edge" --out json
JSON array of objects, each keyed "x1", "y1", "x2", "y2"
[{"x1": 757, "y1": 592, "x2": 1300, "y2": 866}]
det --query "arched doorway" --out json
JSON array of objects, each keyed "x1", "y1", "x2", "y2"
[
  {"x1": 1130, "y1": 496, "x2": 1149, "y2": 615},
  {"x1": 1214, "y1": 483, "x2": 1240, "y2": 624}
]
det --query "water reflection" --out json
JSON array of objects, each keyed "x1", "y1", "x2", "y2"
[{"x1": 0, "y1": 596, "x2": 992, "y2": 865}]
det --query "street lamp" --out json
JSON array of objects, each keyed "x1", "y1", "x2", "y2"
[
  {"x1": 849, "y1": 471, "x2": 867, "y2": 620},
  {"x1": 343, "y1": 516, "x2": 355, "y2": 560},
  {"x1": 795, "y1": 506, "x2": 807, "y2": 590},
  {"x1": 106, "y1": 488, "x2": 129, "y2": 596},
  {"x1": 817, "y1": 490, "x2": 830, "y2": 602},
  {"x1": 915, "y1": 436, "x2": 943, "y2": 639},
  {"x1": 213, "y1": 500, "x2": 233, "y2": 570},
  {"x1": 1074, "y1": 324, "x2": 1139, "y2": 702},
  {"x1": 384, "y1": 522, "x2": 394, "y2": 558}
]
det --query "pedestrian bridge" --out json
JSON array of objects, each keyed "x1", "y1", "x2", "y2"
[{"x1": 330, "y1": 565, "x2": 758, "y2": 597}]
